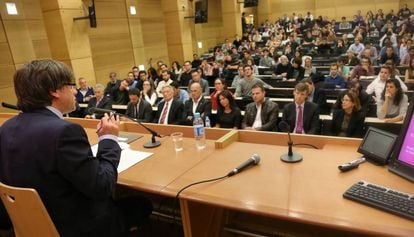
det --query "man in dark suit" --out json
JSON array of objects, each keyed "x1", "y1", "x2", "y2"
[
  {"x1": 282, "y1": 82, "x2": 320, "y2": 134},
  {"x1": 155, "y1": 85, "x2": 184, "y2": 125},
  {"x1": 183, "y1": 82, "x2": 211, "y2": 125},
  {"x1": 124, "y1": 88, "x2": 153, "y2": 122},
  {"x1": 0, "y1": 59, "x2": 152, "y2": 237},
  {"x1": 85, "y1": 83, "x2": 113, "y2": 119},
  {"x1": 302, "y1": 78, "x2": 330, "y2": 114}
]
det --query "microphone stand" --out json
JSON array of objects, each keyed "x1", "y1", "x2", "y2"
[
  {"x1": 128, "y1": 117, "x2": 162, "y2": 148},
  {"x1": 279, "y1": 122, "x2": 303, "y2": 163}
]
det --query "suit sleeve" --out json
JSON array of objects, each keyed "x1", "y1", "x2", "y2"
[
  {"x1": 143, "y1": 103, "x2": 153, "y2": 123},
  {"x1": 351, "y1": 113, "x2": 365, "y2": 138},
  {"x1": 308, "y1": 105, "x2": 321, "y2": 134},
  {"x1": 56, "y1": 123, "x2": 121, "y2": 200},
  {"x1": 258, "y1": 102, "x2": 278, "y2": 131}
]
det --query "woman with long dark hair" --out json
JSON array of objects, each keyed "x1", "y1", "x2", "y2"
[
  {"x1": 216, "y1": 90, "x2": 241, "y2": 129},
  {"x1": 331, "y1": 92, "x2": 365, "y2": 138},
  {"x1": 377, "y1": 79, "x2": 408, "y2": 123},
  {"x1": 141, "y1": 80, "x2": 157, "y2": 106}
]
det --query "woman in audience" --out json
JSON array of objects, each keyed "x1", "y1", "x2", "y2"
[
  {"x1": 303, "y1": 56, "x2": 316, "y2": 77},
  {"x1": 246, "y1": 58, "x2": 259, "y2": 75},
  {"x1": 141, "y1": 80, "x2": 158, "y2": 106},
  {"x1": 377, "y1": 79, "x2": 408, "y2": 123},
  {"x1": 345, "y1": 50, "x2": 360, "y2": 66},
  {"x1": 216, "y1": 90, "x2": 242, "y2": 129},
  {"x1": 331, "y1": 92, "x2": 365, "y2": 138},
  {"x1": 404, "y1": 58, "x2": 414, "y2": 82},
  {"x1": 210, "y1": 78, "x2": 229, "y2": 111},
  {"x1": 171, "y1": 61, "x2": 182, "y2": 76}
]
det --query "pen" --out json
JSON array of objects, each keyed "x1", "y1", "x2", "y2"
[
  {"x1": 338, "y1": 157, "x2": 366, "y2": 172},
  {"x1": 96, "y1": 112, "x2": 114, "y2": 134}
]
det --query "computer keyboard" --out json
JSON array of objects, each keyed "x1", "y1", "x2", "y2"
[{"x1": 343, "y1": 181, "x2": 414, "y2": 221}]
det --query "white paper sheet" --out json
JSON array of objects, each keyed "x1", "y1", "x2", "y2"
[{"x1": 91, "y1": 144, "x2": 153, "y2": 173}]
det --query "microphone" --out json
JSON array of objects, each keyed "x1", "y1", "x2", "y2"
[
  {"x1": 278, "y1": 121, "x2": 303, "y2": 163},
  {"x1": 1, "y1": 102, "x2": 19, "y2": 111},
  {"x1": 89, "y1": 107, "x2": 163, "y2": 148},
  {"x1": 88, "y1": 107, "x2": 116, "y2": 114},
  {"x1": 227, "y1": 154, "x2": 260, "y2": 177}
]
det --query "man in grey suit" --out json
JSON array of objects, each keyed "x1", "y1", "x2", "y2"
[
  {"x1": 242, "y1": 83, "x2": 279, "y2": 131},
  {"x1": 124, "y1": 88, "x2": 153, "y2": 122}
]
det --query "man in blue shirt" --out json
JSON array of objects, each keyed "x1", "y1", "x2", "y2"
[{"x1": 325, "y1": 63, "x2": 346, "y2": 89}]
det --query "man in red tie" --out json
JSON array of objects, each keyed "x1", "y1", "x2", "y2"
[
  {"x1": 281, "y1": 82, "x2": 320, "y2": 134},
  {"x1": 155, "y1": 85, "x2": 184, "y2": 125}
]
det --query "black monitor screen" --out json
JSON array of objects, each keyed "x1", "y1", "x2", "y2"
[
  {"x1": 244, "y1": 0, "x2": 259, "y2": 8},
  {"x1": 389, "y1": 99, "x2": 414, "y2": 182},
  {"x1": 195, "y1": 0, "x2": 208, "y2": 24},
  {"x1": 358, "y1": 127, "x2": 397, "y2": 165}
]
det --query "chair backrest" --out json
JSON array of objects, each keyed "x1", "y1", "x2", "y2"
[{"x1": 0, "y1": 182, "x2": 59, "y2": 237}]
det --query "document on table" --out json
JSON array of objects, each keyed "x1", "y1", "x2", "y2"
[{"x1": 91, "y1": 142, "x2": 153, "y2": 173}]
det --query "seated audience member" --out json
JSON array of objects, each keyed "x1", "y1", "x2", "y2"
[
  {"x1": 242, "y1": 83, "x2": 279, "y2": 131},
  {"x1": 136, "y1": 70, "x2": 151, "y2": 91},
  {"x1": 124, "y1": 88, "x2": 153, "y2": 122},
  {"x1": 183, "y1": 82, "x2": 212, "y2": 125},
  {"x1": 85, "y1": 84, "x2": 113, "y2": 119},
  {"x1": 259, "y1": 48, "x2": 275, "y2": 67},
  {"x1": 141, "y1": 80, "x2": 157, "y2": 106},
  {"x1": 349, "y1": 57, "x2": 375, "y2": 80},
  {"x1": 231, "y1": 64, "x2": 245, "y2": 88},
  {"x1": 339, "y1": 16, "x2": 352, "y2": 29},
  {"x1": 170, "y1": 81, "x2": 189, "y2": 104},
  {"x1": 156, "y1": 70, "x2": 173, "y2": 97},
  {"x1": 348, "y1": 38, "x2": 365, "y2": 55},
  {"x1": 246, "y1": 58, "x2": 259, "y2": 75},
  {"x1": 400, "y1": 46, "x2": 414, "y2": 66},
  {"x1": 286, "y1": 57, "x2": 305, "y2": 81},
  {"x1": 325, "y1": 64, "x2": 346, "y2": 88},
  {"x1": 178, "y1": 61, "x2": 193, "y2": 87},
  {"x1": 345, "y1": 50, "x2": 360, "y2": 66},
  {"x1": 188, "y1": 69, "x2": 210, "y2": 96},
  {"x1": 111, "y1": 79, "x2": 130, "y2": 105},
  {"x1": 359, "y1": 41, "x2": 378, "y2": 65},
  {"x1": 404, "y1": 58, "x2": 414, "y2": 82},
  {"x1": 171, "y1": 60, "x2": 182, "y2": 76},
  {"x1": 335, "y1": 80, "x2": 371, "y2": 115},
  {"x1": 192, "y1": 53, "x2": 202, "y2": 69},
  {"x1": 384, "y1": 60, "x2": 402, "y2": 78},
  {"x1": 337, "y1": 57, "x2": 351, "y2": 79},
  {"x1": 303, "y1": 56, "x2": 316, "y2": 77},
  {"x1": 273, "y1": 55, "x2": 291, "y2": 79},
  {"x1": 235, "y1": 65, "x2": 269, "y2": 97},
  {"x1": 75, "y1": 77, "x2": 94, "y2": 103},
  {"x1": 200, "y1": 59, "x2": 213, "y2": 76},
  {"x1": 0, "y1": 59, "x2": 152, "y2": 237},
  {"x1": 333, "y1": 39, "x2": 348, "y2": 55},
  {"x1": 216, "y1": 90, "x2": 242, "y2": 129},
  {"x1": 210, "y1": 78, "x2": 229, "y2": 111},
  {"x1": 366, "y1": 65, "x2": 407, "y2": 102},
  {"x1": 331, "y1": 92, "x2": 365, "y2": 138},
  {"x1": 282, "y1": 82, "x2": 320, "y2": 134},
  {"x1": 302, "y1": 78, "x2": 329, "y2": 114},
  {"x1": 380, "y1": 46, "x2": 400, "y2": 65},
  {"x1": 126, "y1": 71, "x2": 138, "y2": 89},
  {"x1": 105, "y1": 72, "x2": 120, "y2": 96},
  {"x1": 155, "y1": 85, "x2": 184, "y2": 125},
  {"x1": 377, "y1": 79, "x2": 408, "y2": 123}
]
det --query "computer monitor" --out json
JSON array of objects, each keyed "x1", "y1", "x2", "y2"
[
  {"x1": 389, "y1": 99, "x2": 414, "y2": 182},
  {"x1": 357, "y1": 127, "x2": 397, "y2": 165}
]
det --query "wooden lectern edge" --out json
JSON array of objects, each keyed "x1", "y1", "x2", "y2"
[{"x1": 214, "y1": 130, "x2": 239, "y2": 149}]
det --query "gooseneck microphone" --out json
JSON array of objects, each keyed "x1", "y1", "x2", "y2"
[
  {"x1": 278, "y1": 121, "x2": 303, "y2": 163},
  {"x1": 227, "y1": 154, "x2": 261, "y2": 177},
  {"x1": 88, "y1": 107, "x2": 162, "y2": 148},
  {"x1": 1, "y1": 102, "x2": 19, "y2": 111}
]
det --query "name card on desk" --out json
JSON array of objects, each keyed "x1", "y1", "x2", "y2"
[{"x1": 91, "y1": 144, "x2": 153, "y2": 173}]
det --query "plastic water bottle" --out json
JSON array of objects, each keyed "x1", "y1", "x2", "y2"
[
  {"x1": 193, "y1": 112, "x2": 206, "y2": 150},
  {"x1": 205, "y1": 116, "x2": 211, "y2": 128}
]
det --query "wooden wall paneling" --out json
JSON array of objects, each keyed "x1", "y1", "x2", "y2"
[
  {"x1": 0, "y1": 86, "x2": 17, "y2": 112},
  {"x1": 0, "y1": 43, "x2": 13, "y2": 65},
  {"x1": 94, "y1": 64, "x2": 131, "y2": 85},
  {"x1": 220, "y1": 0, "x2": 241, "y2": 40},
  {"x1": 42, "y1": 9, "x2": 70, "y2": 60},
  {"x1": 22, "y1": 0, "x2": 44, "y2": 19},
  {"x1": 0, "y1": 65, "x2": 15, "y2": 88},
  {"x1": 257, "y1": 0, "x2": 272, "y2": 27},
  {"x1": 31, "y1": 39, "x2": 51, "y2": 58},
  {"x1": 2, "y1": 20, "x2": 36, "y2": 64}
]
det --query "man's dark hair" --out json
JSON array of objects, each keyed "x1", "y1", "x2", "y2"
[
  {"x1": 190, "y1": 69, "x2": 200, "y2": 75},
  {"x1": 252, "y1": 82, "x2": 265, "y2": 92},
  {"x1": 14, "y1": 59, "x2": 74, "y2": 112},
  {"x1": 170, "y1": 81, "x2": 180, "y2": 89},
  {"x1": 138, "y1": 70, "x2": 147, "y2": 76},
  {"x1": 128, "y1": 88, "x2": 140, "y2": 96}
]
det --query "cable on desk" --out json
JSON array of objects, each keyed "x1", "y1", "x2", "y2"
[
  {"x1": 173, "y1": 174, "x2": 229, "y2": 225},
  {"x1": 293, "y1": 143, "x2": 319, "y2": 149}
]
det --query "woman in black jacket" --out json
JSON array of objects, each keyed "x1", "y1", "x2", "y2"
[{"x1": 331, "y1": 91, "x2": 366, "y2": 138}]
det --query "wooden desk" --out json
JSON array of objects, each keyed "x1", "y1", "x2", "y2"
[{"x1": 163, "y1": 131, "x2": 414, "y2": 237}]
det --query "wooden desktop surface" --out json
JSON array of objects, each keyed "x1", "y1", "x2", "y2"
[{"x1": 1, "y1": 114, "x2": 413, "y2": 236}]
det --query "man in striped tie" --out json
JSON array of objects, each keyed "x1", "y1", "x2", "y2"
[{"x1": 155, "y1": 85, "x2": 184, "y2": 125}]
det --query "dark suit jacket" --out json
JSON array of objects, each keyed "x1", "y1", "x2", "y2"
[
  {"x1": 183, "y1": 97, "x2": 212, "y2": 125},
  {"x1": 282, "y1": 101, "x2": 320, "y2": 134},
  {"x1": 334, "y1": 90, "x2": 371, "y2": 115},
  {"x1": 154, "y1": 99, "x2": 184, "y2": 125},
  {"x1": 331, "y1": 109, "x2": 365, "y2": 138},
  {"x1": 85, "y1": 96, "x2": 113, "y2": 119},
  {"x1": 0, "y1": 109, "x2": 123, "y2": 237},
  {"x1": 125, "y1": 99, "x2": 153, "y2": 122},
  {"x1": 311, "y1": 88, "x2": 329, "y2": 114},
  {"x1": 242, "y1": 98, "x2": 279, "y2": 131}
]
